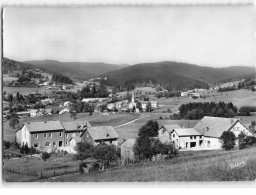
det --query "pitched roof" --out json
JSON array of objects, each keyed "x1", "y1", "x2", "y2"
[
  {"x1": 61, "y1": 121, "x2": 91, "y2": 132},
  {"x1": 86, "y1": 126, "x2": 118, "y2": 140},
  {"x1": 69, "y1": 136, "x2": 82, "y2": 143},
  {"x1": 126, "y1": 139, "x2": 136, "y2": 146},
  {"x1": 161, "y1": 124, "x2": 181, "y2": 133},
  {"x1": 174, "y1": 128, "x2": 202, "y2": 137},
  {"x1": 193, "y1": 116, "x2": 239, "y2": 138},
  {"x1": 24, "y1": 121, "x2": 64, "y2": 133}
]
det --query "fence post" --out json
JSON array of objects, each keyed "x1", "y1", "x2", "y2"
[{"x1": 53, "y1": 170, "x2": 55, "y2": 176}]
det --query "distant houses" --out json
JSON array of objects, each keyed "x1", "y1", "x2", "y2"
[{"x1": 158, "y1": 116, "x2": 253, "y2": 150}]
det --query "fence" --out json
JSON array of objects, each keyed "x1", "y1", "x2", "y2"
[{"x1": 4, "y1": 165, "x2": 80, "y2": 179}]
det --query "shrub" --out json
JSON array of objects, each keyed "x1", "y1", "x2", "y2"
[
  {"x1": 79, "y1": 162, "x2": 88, "y2": 173},
  {"x1": 3, "y1": 141, "x2": 11, "y2": 149},
  {"x1": 41, "y1": 151, "x2": 51, "y2": 161},
  {"x1": 219, "y1": 131, "x2": 236, "y2": 150},
  {"x1": 93, "y1": 144, "x2": 118, "y2": 168}
]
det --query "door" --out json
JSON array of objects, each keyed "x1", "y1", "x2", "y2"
[{"x1": 59, "y1": 141, "x2": 63, "y2": 147}]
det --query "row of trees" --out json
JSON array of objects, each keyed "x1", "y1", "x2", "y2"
[
  {"x1": 52, "y1": 73, "x2": 73, "y2": 84},
  {"x1": 78, "y1": 84, "x2": 109, "y2": 99},
  {"x1": 238, "y1": 106, "x2": 256, "y2": 116},
  {"x1": 219, "y1": 131, "x2": 256, "y2": 150},
  {"x1": 179, "y1": 102, "x2": 238, "y2": 120}
]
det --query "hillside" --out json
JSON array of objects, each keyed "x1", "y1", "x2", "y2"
[
  {"x1": 2, "y1": 58, "x2": 37, "y2": 74},
  {"x1": 24, "y1": 60, "x2": 129, "y2": 80},
  {"x1": 102, "y1": 61, "x2": 255, "y2": 90}
]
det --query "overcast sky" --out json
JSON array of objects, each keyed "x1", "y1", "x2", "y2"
[{"x1": 3, "y1": 5, "x2": 256, "y2": 67}]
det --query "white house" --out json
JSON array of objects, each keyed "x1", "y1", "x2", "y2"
[
  {"x1": 193, "y1": 116, "x2": 252, "y2": 149},
  {"x1": 181, "y1": 92, "x2": 189, "y2": 97},
  {"x1": 29, "y1": 109, "x2": 43, "y2": 117},
  {"x1": 158, "y1": 124, "x2": 181, "y2": 144},
  {"x1": 63, "y1": 101, "x2": 71, "y2": 107},
  {"x1": 150, "y1": 101, "x2": 158, "y2": 108}
]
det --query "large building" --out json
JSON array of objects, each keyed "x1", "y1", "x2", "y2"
[
  {"x1": 16, "y1": 120, "x2": 91, "y2": 151},
  {"x1": 158, "y1": 116, "x2": 253, "y2": 150}
]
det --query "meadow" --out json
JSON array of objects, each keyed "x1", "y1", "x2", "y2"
[{"x1": 50, "y1": 147, "x2": 256, "y2": 182}]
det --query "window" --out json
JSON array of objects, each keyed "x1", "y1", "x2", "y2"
[
  {"x1": 45, "y1": 142, "x2": 50, "y2": 147},
  {"x1": 190, "y1": 136, "x2": 192, "y2": 139},
  {"x1": 60, "y1": 132, "x2": 62, "y2": 137},
  {"x1": 65, "y1": 141, "x2": 68, "y2": 145},
  {"x1": 49, "y1": 133, "x2": 52, "y2": 138},
  {"x1": 194, "y1": 136, "x2": 196, "y2": 139},
  {"x1": 35, "y1": 134, "x2": 38, "y2": 139},
  {"x1": 200, "y1": 136, "x2": 202, "y2": 139},
  {"x1": 34, "y1": 143, "x2": 39, "y2": 148},
  {"x1": 173, "y1": 134, "x2": 175, "y2": 138},
  {"x1": 66, "y1": 134, "x2": 68, "y2": 138},
  {"x1": 110, "y1": 140, "x2": 112, "y2": 144},
  {"x1": 53, "y1": 141, "x2": 56, "y2": 147},
  {"x1": 44, "y1": 133, "x2": 47, "y2": 138}
]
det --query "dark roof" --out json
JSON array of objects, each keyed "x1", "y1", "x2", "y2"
[
  {"x1": 24, "y1": 121, "x2": 64, "y2": 133},
  {"x1": 61, "y1": 121, "x2": 91, "y2": 132},
  {"x1": 86, "y1": 126, "x2": 118, "y2": 140},
  {"x1": 193, "y1": 116, "x2": 239, "y2": 138}
]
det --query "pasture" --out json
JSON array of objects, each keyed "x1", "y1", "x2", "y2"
[{"x1": 49, "y1": 147, "x2": 256, "y2": 182}]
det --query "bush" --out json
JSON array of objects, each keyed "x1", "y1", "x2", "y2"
[
  {"x1": 79, "y1": 162, "x2": 88, "y2": 173},
  {"x1": 41, "y1": 151, "x2": 51, "y2": 161},
  {"x1": 3, "y1": 141, "x2": 11, "y2": 149},
  {"x1": 219, "y1": 131, "x2": 236, "y2": 150}
]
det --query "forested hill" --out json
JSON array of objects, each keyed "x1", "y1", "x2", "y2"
[
  {"x1": 101, "y1": 61, "x2": 255, "y2": 91},
  {"x1": 24, "y1": 60, "x2": 129, "y2": 80},
  {"x1": 2, "y1": 58, "x2": 37, "y2": 74}
]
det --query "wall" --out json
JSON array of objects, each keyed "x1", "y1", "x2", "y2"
[
  {"x1": 158, "y1": 127, "x2": 172, "y2": 144},
  {"x1": 64, "y1": 131, "x2": 83, "y2": 146},
  {"x1": 231, "y1": 122, "x2": 252, "y2": 137},
  {"x1": 121, "y1": 141, "x2": 135, "y2": 160},
  {"x1": 30, "y1": 130, "x2": 64, "y2": 150},
  {"x1": 21, "y1": 125, "x2": 31, "y2": 147},
  {"x1": 203, "y1": 137, "x2": 222, "y2": 149}
]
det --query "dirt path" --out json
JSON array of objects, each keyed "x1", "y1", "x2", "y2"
[{"x1": 114, "y1": 114, "x2": 150, "y2": 129}]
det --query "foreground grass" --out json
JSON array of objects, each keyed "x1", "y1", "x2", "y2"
[{"x1": 53, "y1": 147, "x2": 256, "y2": 182}]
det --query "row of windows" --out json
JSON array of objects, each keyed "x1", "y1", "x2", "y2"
[
  {"x1": 35, "y1": 132, "x2": 80, "y2": 139},
  {"x1": 190, "y1": 136, "x2": 203, "y2": 139},
  {"x1": 33, "y1": 140, "x2": 69, "y2": 148}
]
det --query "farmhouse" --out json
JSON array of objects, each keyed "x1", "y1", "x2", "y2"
[
  {"x1": 29, "y1": 109, "x2": 43, "y2": 117},
  {"x1": 158, "y1": 116, "x2": 252, "y2": 150},
  {"x1": 193, "y1": 116, "x2": 252, "y2": 149},
  {"x1": 158, "y1": 124, "x2": 181, "y2": 144},
  {"x1": 16, "y1": 120, "x2": 91, "y2": 151},
  {"x1": 120, "y1": 139, "x2": 136, "y2": 160},
  {"x1": 181, "y1": 92, "x2": 188, "y2": 97},
  {"x1": 150, "y1": 101, "x2": 158, "y2": 108},
  {"x1": 80, "y1": 126, "x2": 118, "y2": 146}
]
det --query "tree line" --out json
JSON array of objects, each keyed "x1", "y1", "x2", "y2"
[
  {"x1": 52, "y1": 73, "x2": 73, "y2": 84},
  {"x1": 178, "y1": 102, "x2": 238, "y2": 120}
]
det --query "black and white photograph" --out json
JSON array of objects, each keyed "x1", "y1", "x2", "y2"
[{"x1": 1, "y1": 0, "x2": 256, "y2": 184}]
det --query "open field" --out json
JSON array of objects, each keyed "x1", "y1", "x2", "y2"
[
  {"x1": 3, "y1": 76, "x2": 18, "y2": 83},
  {"x1": 45, "y1": 147, "x2": 256, "y2": 182},
  {"x1": 152, "y1": 89, "x2": 256, "y2": 113}
]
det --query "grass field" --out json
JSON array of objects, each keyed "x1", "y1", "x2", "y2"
[{"x1": 43, "y1": 147, "x2": 256, "y2": 182}]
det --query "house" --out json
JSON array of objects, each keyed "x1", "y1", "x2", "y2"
[
  {"x1": 158, "y1": 116, "x2": 252, "y2": 150},
  {"x1": 69, "y1": 137, "x2": 82, "y2": 153},
  {"x1": 62, "y1": 121, "x2": 91, "y2": 146},
  {"x1": 45, "y1": 108, "x2": 53, "y2": 115},
  {"x1": 158, "y1": 124, "x2": 181, "y2": 144},
  {"x1": 82, "y1": 98, "x2": 107, "y2": 103},
  {"x1": 17, "y1": 111, "x2": 31, "y2": 118},
  {"x1": 150, "y1": 101, "x2": 158, "y2": 108},
  {"x1": 16, "y1": 120, "x2": 91, "y2": 152},
  {"x1": 169, "y1": 128, "x2": 203, "y2": 149},
  {"x1": 63, "y1": 101, "x2": 71, "y2": 107},
  {"x1": 191, "y1": 93, "x2": 200, "y2": 98},
  {"x1": 107, "y1": 103, "x2": 116, "y2": 111},
  {"x1": 193, "y1": 116, "x2": 252, "y2": 149},
  {"x1": 115, "y1": 101, "x2": 123, "y2": 109},
  {"x1": 29, "y1": 109, "x2": 43, "y2": 117},
  {"x1": 16, "y1": 121, "x2": 65, "y2": 150},
  {"x1": 120, "y1": 139, "x2": 136, "y2": 160},
  {"x1": 80, "y1": 126, "x2": 118, "y2": 146},
  {"x1": 41, "y1": 98, "x2": 52, "y2": 106},
  {"x1": 181, "y1": 92, "x2": 188, "y2": 97}
]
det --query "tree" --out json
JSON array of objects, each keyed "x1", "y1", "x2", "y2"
[
  {"x1": 136, "y1": 102, "x2": 142, "y2": 111},
  {"x1": 138, "y1": 120, "x2": 159, "y2": 137},
  {"x1": 69, "y1": 109, "x2": 77, "y2": 120},
  {"x1": 93, "y1": 144, "x2": 118, "y2": 167},
  {"x1": 238, "y1": 132, "x2": 247, "y2": 149},
  {"x1": 133, "y1": 136, "x2": 153, "y2": 160},
  {"x1": 219, "y1": 131, "x2": 236, "y2": 150},
  {"x1": 73, "y1": 142, "x2": 94, "y2": 162},
  {"x1": 145, "y1": 102, "x2": 152, "y2": 112},
  {"x1": 41, "y1": 151, "x2": 51, "y2": 166},
  {"x1": 9, "y1": 117, "x2": 19, "y2": 129},
  {"x1": 20, "y1": 143, "x2": 30, "y2": 155}
]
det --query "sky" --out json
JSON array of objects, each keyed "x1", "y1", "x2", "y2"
[{"x1": 3, "y1": 5, "x2": 256, "y2": 67}]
